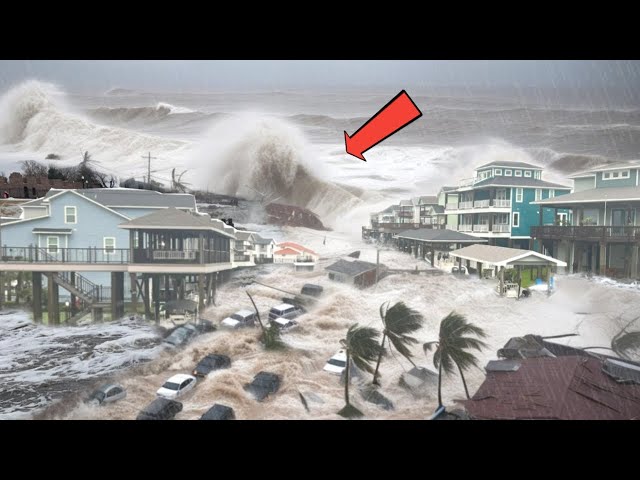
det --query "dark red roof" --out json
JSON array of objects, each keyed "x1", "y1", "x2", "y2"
[{"x1": 464, "y1": 356, "x2": 640, "y2": 420}]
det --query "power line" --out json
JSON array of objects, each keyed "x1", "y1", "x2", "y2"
[{"x1": 141, "y1": 152, "x2": 157, "y2": 184}]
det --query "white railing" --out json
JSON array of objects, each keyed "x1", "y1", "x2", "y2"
[
  {"x1": 445, "y1": 203, "x2": 459, "y2": 210},
  {"x1": 152, "y1": 250, "x2": 197, "y2": 260},
  {"x1": 492, "y1": 224, "x2": 511, "y2": 233},
  {"x1": 474, "y1": 200, "x2": 490, "y2": 208},
  {"x1": 458, "y1": 178, "x2": 475, "y2": 187},
  {"x1": 473, "y1": 224, "x2": 489, "y2": 232},
  {"x1": 458, "y1": 224, "x2": 473, "y2": 232},
  {"x1": 493, "y1": 199, "x2": 511, "y2": 208},
  {"x1": 459, "y1": 201, "x2": 473, "y2": 209}
]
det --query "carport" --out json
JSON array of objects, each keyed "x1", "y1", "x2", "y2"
[{"x1": 449, "y1": 244, "x2": 567, "y2": 296}]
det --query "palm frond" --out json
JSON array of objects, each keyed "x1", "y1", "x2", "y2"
[
  {"x1": 345, "y1": 324, "x2": 383, "y2": 375},
  {"x1": 423, "y1": 341, "x2": 438, "y2": 354},
  {"x1": 380, "y1": 301, "x2": 424, "y2": 361}
]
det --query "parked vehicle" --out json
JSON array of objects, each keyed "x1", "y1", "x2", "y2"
[
  {"x1": 268, "y1": 303, "x2": 303, "y2": 322},
  {"x1": 163, "y1": 323, "x2": 198, "y2": 347},
  {"x1": 301, "y1": 284, "x2": 323, "y2": 297},
  {"x1": 192, "y1": 354, "x2": 231, "y2": 377},
  {"x1": 270, "y1": 317, "x2": 298, "y2": 331},
  {"x1": 323, "y1": 350, "x2": 347, "y2": 375},
  {"x1": 156, "y1": 374, "x2": 197, "y2": 399},
  {"x1": 220, "y1": 309, "x2": 257, "y2": 329},
  {"x1": 86, "y1": 383, "x2": 127, "y2": 405},
  {"x1": 244, "y1": 371, "x2": 282, "y2": 401},
  {"x1": 136, "y1": 397, "x2": 183, "y2": 420},
  {"x1": 200, "y1": 404, "x2": 236, "y2": 420}
]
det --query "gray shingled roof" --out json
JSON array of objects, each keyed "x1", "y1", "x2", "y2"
[
  {"x1": 118, "y1": 207, "x2": 234, "y2": 237},
  {"x1": 468, "y1": 176, "x2": 571, "y2": 190},
  {"x1": 440, "y1": 186, "x2": 458, "y2": 192},
  {"x1": 234, "y1": 231, "x2": 253, "y2": 241},
  {"x1": 326, "y1": 259, "x2": 379, "y2": 276},
  {"x1": 476, "y1": 160, "x2": 543, "y2": 170},
  {"x1": 418, "y1": 195, "x2": 438, "y2": 205},
  {"x1": 32, "y1": 228, "x2": 73, "y2": 234},
  {"x1": 78, "y1": 188, "x2": 196, "y2": 209},
  {"x1": 399, "y1": 200, "x2": 413, "y2": 207},
  {"x1": 569, "y1": 161, "x2": 640, "y2": 178},
  {"x1": 395, "y1": 228, "x2": 487, "y2": 243},
  {"x1": 534, "y1": 186, "x2": 640, "y2": 205},
  {"x1": 252, "y1": 234, "x2": 274, "y2": 245}
]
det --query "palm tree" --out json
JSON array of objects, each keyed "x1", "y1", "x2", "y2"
[
  {"x1": 338, "y1": 324, "x2": 383, "y2": 418},
  {"x1": 246, "y1": 291, "x2": 284, "y2": 350},
  {"x1": 372, "y1": 301, "x2": 424, "y2": 385},
  {"x1": 423, "y1": 311, "x2": 487, "y2": 407}
]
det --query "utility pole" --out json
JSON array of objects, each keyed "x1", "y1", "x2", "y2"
[
  {"x1": 376, "y1": 248, "x2": 380, "y2": 284},
  {"x1": 141, "y1": 152, "x2": 157, "y2": 189}
]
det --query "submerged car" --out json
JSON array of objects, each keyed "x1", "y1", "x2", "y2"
[
  {"x1": 156, "y1": 373, "x2": 197, "y2": 399},
  {"x1": 300, "y1": 284, "x2": 323, "y2": 298},
  {"x1": 244, "y1": 371, "x2": 281, "y2": 401},
  {"x1": 200, "y1": 404, "x2": 236, "y2": 420},
  {"x1": 86, "y1": 383, "x2": 127, "y2": 405},
  {"x1": 220, "y1": 309, "x2": 257, "y2": 329},
  {"x1": 268, "y1": 303, "x2": 303, "y2": 322},
  {"x1": 136, "y1": 397, "x2": 183, "y2": 420},
  {"x1": 270, "y1": 317, "x2": 298, "y2": 331},
  {"x1": 163, "y1": 323, "x2": 198, "y2": 347},
  {"x1": 323, "y1": 350, "x2": 347, "y2": 375},
  {"x1": 192, "y1": 354, "x2": 231, "y2": 377}
]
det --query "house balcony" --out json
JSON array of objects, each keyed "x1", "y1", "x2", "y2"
[
  {"x1": 0, "y1": 246, "x2": 130, "y2": 264},
  {"x1": 446, "y1": 199, "x2": 511, "y2": 212},
  {"x1": 531, "y1": 225, "x2": 640, "y2": 243},
  {"x1": 133, "y1": 248, "x2": 230, "y2": 264},
  {"x1": 456, "y1": 224, "x2": 511, "y2": 234}
]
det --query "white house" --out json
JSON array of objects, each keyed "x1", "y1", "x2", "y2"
[{"x1": 273, "y1": 242, "x2": 318, "y2": 264}]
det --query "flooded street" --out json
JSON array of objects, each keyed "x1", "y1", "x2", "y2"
[{"x1": 11, "y1": 231, "x2": 636, "y2": 420}]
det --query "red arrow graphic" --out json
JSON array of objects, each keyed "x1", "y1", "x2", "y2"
[{"x1": 344, "y1": 90, "x2": 422, "y2": 161}]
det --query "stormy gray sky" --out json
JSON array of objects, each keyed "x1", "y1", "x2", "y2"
[{"x1": 1, "y1": 60, "x2": 639, "y2": 94}]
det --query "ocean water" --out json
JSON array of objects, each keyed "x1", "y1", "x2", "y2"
[{"x1": 1, "y1": 80, "x2": 640, "y2": 419}]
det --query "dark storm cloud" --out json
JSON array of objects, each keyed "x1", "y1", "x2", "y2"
[{"x1": 0, "y1": 60, "x2": 639, "y2": 93}]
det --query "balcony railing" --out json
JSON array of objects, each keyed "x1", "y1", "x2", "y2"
[
  {"x1": 445, "y1": 203, "x2": 458, "y2": 210},
  {"x1": 234, "y1": 254, "x2": 251, "y2": 262},
  {"x1": 474, "y1": 200, "x2": 490, "y2": 208},
  {"x1": 0, "y1": 246, "x2": 129, "y2": 264},
  {"x1": 458, "y1": 224, "x2": 473, "y2": 232},
  {"x1": 295, "y1": 256, "x2": 316, "y2": 264},
  {"x1": 492, "y1": 224, "x2": 511, "y2": 233},
  {"x1": 531, "y1": 225, "x2": 640, "y2": 241},
  {"x1": 133, "y1": 248, "x2": 229, "y2": 264},
  {"x1": 370, "y1": 222, "x2": 421, "y2": 230},
  {"x1": 493, "y1": 199, "x2": 511, "y2": 208},
  {"x1": 459, "y1": 201, "x2": 473, "y2": 209},
  {"x1": 473, "y1": 224, "x2": 489, "y2": 232}
]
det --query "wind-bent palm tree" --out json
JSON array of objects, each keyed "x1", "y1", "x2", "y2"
[
  {"x1": 372, "y1": 301, "x2": 424, "y2": 385},
  {"x1": 338, "y1": 324, "x2": 383, "y2": 418},
  {"x1": 246, "y1": 291, "x2": 284, "y2": 350},
  {"x1": 423, "y1": 311, "x2": 487, "y2": 407}
]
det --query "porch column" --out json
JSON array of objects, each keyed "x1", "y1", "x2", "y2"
[
  {"x1": 458, "y1": 256, "x2": 462, "y2": 271},
  {"x1": 32, "y1": 272, "x2": 42, "y2": 322},
  {"x1": 198, "y1": 273, "x2": 205, "y2": 312},
  {"x1": 631, "y1": 245, "x2": 639, "y2": 278},
  {"x1": 153, "y1": 274, "x2": 160, "y2": 323},
  {"x1": 528, "y1": 238, "x2": 534, "y2": 250},
  {"x1": 478, "y1": 262, "x2": 483, "y2": 279},
  {"x1": 69, "y1": 272, "x2": 77, "y2": 316},
  {"x1": 111, "y1": 272, "x2": 124, "y2": 320},
  {"x1": 199, "y1": 233, "x2": 205, "y2": 264},
  {"x1": 143, "y1": 274, "x2": 151, "y2": 320},
  {"x1": 430, "y1": 243, "x2": 435, "y2": 266},
  {"x1": 499, "y1": 266, "x2": 504, "y2": 296},
  {"x1": 130, "y1": 273, "x2": 138, "y2": 314},
  {"x1": 599, "y1": 242, "x2": 607, "y2": 275},
  {"x1": 47, "y1": 273, "x2": 60, "y2": 325},
  {"x1": 568, "y1": 241, "x2": 575, "y2": 274},
  {"x1": 508, "y1": 238, "x2": 513, "y2": 248}
]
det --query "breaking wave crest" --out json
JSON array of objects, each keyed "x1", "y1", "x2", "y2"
[
  {"x1": 190, "y1": 114, "x2": 365, "y2": 224},
  {"x1": 0, "y1": 81, "x2": 188, "y2": 163}
]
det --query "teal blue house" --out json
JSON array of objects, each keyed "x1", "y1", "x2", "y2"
[
  {"x1": 531, "y1": 161, "x2": 640, "y2": 278},
  {"x1": 443, "y1": 161, "x2": 571, "y2": 249}
]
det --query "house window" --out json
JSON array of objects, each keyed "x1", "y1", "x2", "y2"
[
  {"x1": 515, "y1": 170, "x2": 522, "y2": 177},
  {"x1": 47, "y1": 236, "x2": 59, "y2": 254},
  {"x1": 494, "y1": 168, "x2": 502, "y2": 176},
  {"x1": 64, "y1": 206, "x2": 77, "y2": 224},
  {"x1": 505, "y1": 170, "x2": 512, "y2": 176},
  {"x1": 524, "y1": 171, "x2": 532, "y2": 177},
  {"x1": 512, "y1": 212, "x2": 520, "y2": 228},
  {"x1": 548, "y1": 189, "x2": 555, "y2": 198},
  {"x1": 534, "y1": 171, "x2": 541, "y2": 179},
  {"x1": 103, "y1": 237, "x2": 116, "y2": 254},
  {"x1": 535, "y1": 189, "x2": 542, "y2": 201},
  {"x1": 515, "y1": 188, "x2": 523, "y2": 203},
  {"x1": 603, "y1": 170, "x2": 630, "y2": 180}
]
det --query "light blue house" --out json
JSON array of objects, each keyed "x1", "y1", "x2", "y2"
[
  {"x1": 0, "y1": 188, "x2": 197, "y2": 292},
  {"x1": 442, "y1": 161, "x2": 572, "y2": 249}
]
